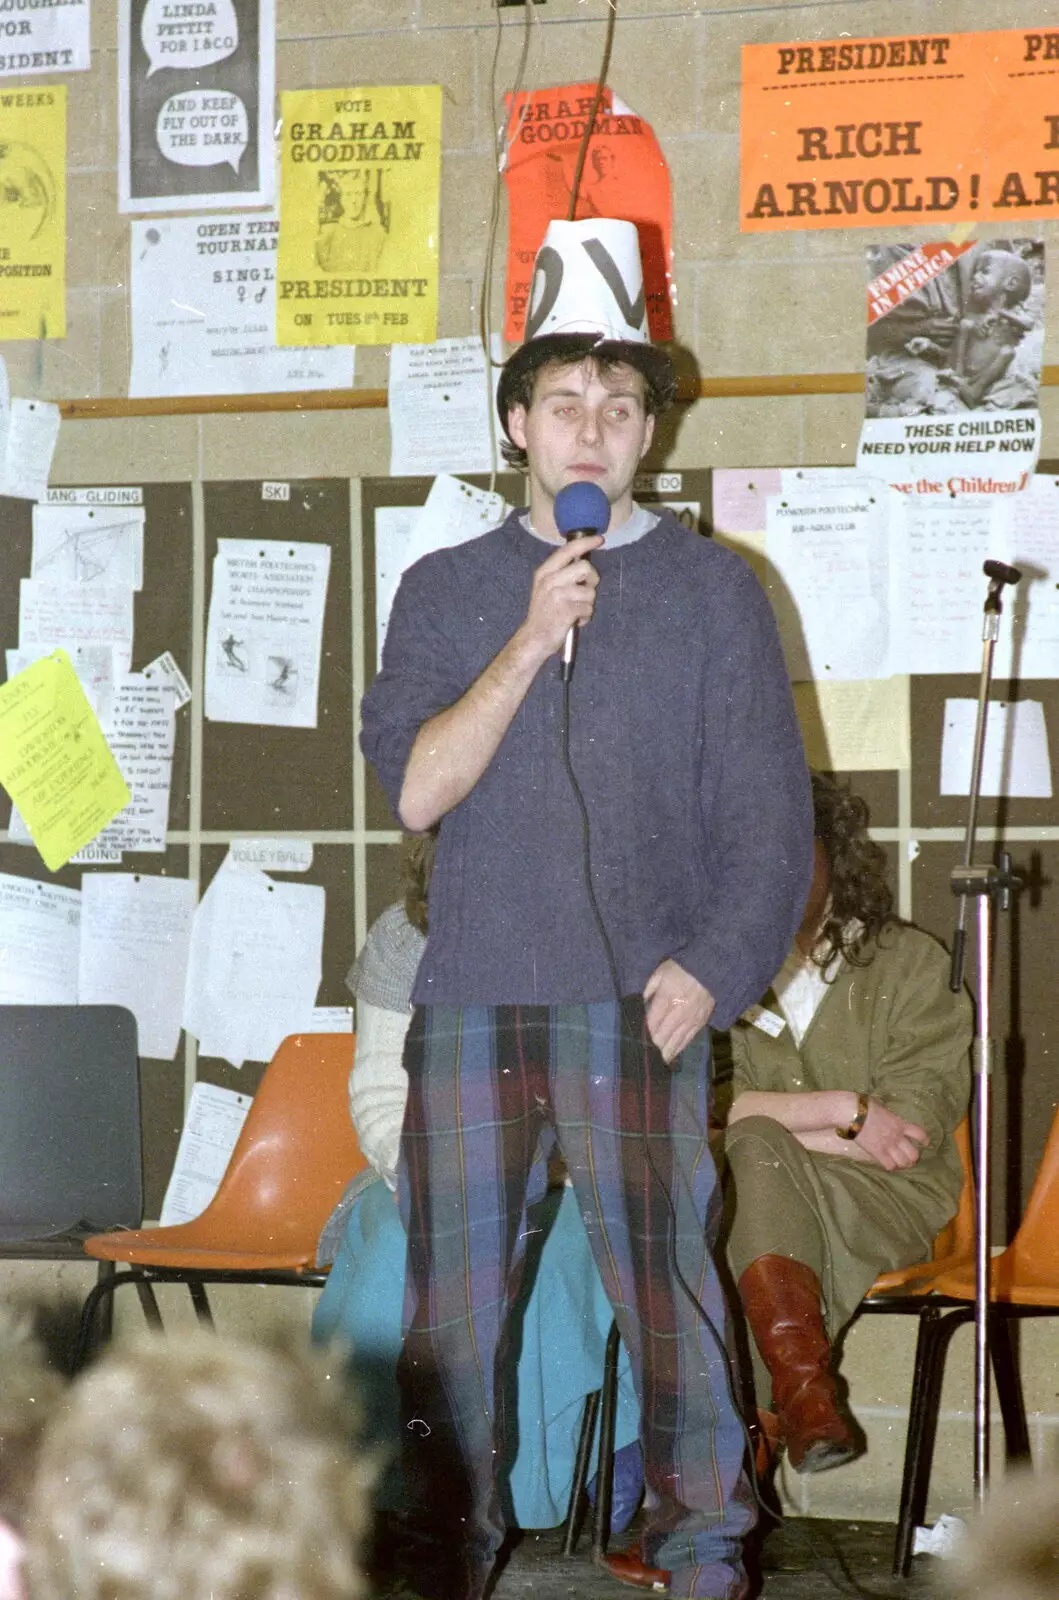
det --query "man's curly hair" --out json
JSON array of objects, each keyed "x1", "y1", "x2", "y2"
[{"x1": 811, "y1": 771, "x2": 898, "y2": 971}]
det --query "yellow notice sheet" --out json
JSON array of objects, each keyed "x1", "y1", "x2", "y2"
[
  {"x1": 0, "y1": 83, "x2": 66, "y2": 339},
  {"x1": 277, "y1": 86, "x2": 441, "y2": 347},
  {"x1": 794, "y1": 677, "x2": 911, "y2": 773},
  {"x1": 0, "y1": 651, "x2": 130, "y2": 871}
]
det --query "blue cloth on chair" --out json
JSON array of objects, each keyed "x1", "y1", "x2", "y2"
[{"x1": 312, "y1": 1176, "x2": 641, "y2": 1529}]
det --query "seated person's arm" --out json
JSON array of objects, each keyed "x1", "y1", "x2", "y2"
[
  {"x1": 729, "y1": 1087, "x2": 857, "y2": 1134},
  {"x1": 348, "y1": 999, "x2": 412, "y2": 1191},
  {"x1": 729, "y1": 1087, "x2": 929, "y2": 1172}
]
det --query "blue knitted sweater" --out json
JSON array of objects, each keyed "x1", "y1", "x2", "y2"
[{"x1": 360, "y1": 507, "x2": 812, "y2": 1030}]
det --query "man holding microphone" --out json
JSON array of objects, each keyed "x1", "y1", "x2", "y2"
[{"x1": 361, "y1": 218, "x2": 812, "y2": 1600}]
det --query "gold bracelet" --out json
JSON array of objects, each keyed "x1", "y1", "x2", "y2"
[{"x1": 835, "y1": 1091, "x2": 870, "y2": 1141}]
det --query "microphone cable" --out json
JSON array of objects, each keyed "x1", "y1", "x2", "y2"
[
  {"x1": 556, "y1": 676, "x2": 762, "y2": 1482},
  {"x1": 558, "y1": 680, "x2": 901, "y2": 1597}
]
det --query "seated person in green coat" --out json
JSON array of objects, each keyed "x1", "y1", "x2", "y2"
[{"x1": 723, "y1": 772, "x2": 972, "y2": 1475}]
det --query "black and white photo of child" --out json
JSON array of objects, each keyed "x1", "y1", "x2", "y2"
[{"x1": 865, "y1": 239, "x2": 1044, "y2": 418}]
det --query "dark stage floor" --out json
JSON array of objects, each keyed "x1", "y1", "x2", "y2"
[{"x1": 378, "y1": 1518, "x2": 942, "y2": 1598}]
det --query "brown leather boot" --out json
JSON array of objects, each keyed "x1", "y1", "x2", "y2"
[{"x1": 737, "y1": 1255, "x2": 859, "y2": 1474}]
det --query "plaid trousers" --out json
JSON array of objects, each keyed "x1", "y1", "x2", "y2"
[{"x1": 396, "y1": 1000, "x2": 754, "y2": 1600}]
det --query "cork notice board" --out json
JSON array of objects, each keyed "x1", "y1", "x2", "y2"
[{"x1": 0, "y1": 465, "x2": 1053, "y2": 1230}]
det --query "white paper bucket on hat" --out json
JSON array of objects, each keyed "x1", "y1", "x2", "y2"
[{"x1": 523, "y1": 218, "x2": 649, "y2": 345}]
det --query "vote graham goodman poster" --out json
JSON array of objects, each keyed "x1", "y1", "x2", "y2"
[
  {"x1": 276, "y1": 86, "x2": 442, "y2": 348},
  {"x1": 741, "y1": 27, "x2": 1059, "y2": 231}
]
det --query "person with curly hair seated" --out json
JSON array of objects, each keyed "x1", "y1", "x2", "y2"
[{"x1": 723, "y1": 772, "x2": 972, "y2": 1476}]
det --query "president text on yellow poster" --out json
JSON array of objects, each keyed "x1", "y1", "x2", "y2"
[
  {"x1": 0, "y1": 83, "x2": 65, "y2": 339},
  {"x1": 277, "y1": 86, "x2": 441, "y2": 346}
]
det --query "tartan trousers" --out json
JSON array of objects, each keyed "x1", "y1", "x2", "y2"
[{"x1": 395, "y1": 1001, "x2": 755, "y2": 1600}]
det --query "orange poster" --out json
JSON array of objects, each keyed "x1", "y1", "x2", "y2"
[
  {"x1": 503, "y1": 84, "x2": 672, "y2": 341},
  {"x1": 741, "y1": 27, "x2": 1059, "y2": 231}
]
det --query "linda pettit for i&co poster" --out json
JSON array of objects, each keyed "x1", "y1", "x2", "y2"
[
  {"x1": 856, "y1": 238, "x2": 1044, "y2": 495},
  {"x1": 118, "y1": 0, "x2": 275, "y2": 213}
]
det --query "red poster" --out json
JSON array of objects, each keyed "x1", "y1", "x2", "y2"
[{"x1": 503, "y1": 84, "x2": 673, "y2": 343}]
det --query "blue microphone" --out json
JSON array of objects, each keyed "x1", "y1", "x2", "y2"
[{"x1": 553, "y1": 481, "x2": 610, "y2": 681}]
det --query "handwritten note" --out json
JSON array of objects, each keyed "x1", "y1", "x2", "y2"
[
  {"x1": 94, "y1": 676, "x2": 177, "y2": 853},
  {"x1": 0, "y1": 398, "x2": 61, "y2": 500},
  {"x1": 19, "y1": 580, "x2": 134, "y2": 674}
]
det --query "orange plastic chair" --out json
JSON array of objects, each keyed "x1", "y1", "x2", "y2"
[
  {"x1": 933, "y1": 1104, "x2": 1059, "y2": 1305},
  {"x1": 896, "y1": 1102, "x2": 1059, "y2": 1514},
  {"x1": 866, "y1": 1117, "x2": 975, "y2": 1299},
  {"x1": 854, "y1": 1117, "x2": 977, "y2": 1575},
  {"x1": 76, "y1": 1033, "x2": 366, "y2": 1360},
  {"x1": 859, "y1": 1115, "x2": 1040, "y2": 1574}
]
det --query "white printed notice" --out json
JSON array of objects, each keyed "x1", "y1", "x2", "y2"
[
  {"x1": 940, "y1": 698, "x2": 1053, "y2": 799},
  {"x1": 183, "y1": 862, "x2": 325, "y2": 1067},
  {"x1": 129, "y1": 213, "x2": 355, "y2": 397},
  {"x1": 93, "y1": 675, "x2": 177, "y2": 853},
  {"x1": 374, "y1": 479, "x2": 508, "y2": 668},
  {"x1": 375, "y1": 505, "x2": 420, "y2": 670},
  {"x1": 0, "y1": 874, "x2": 80, "y2": 1003},
  {"x1": 78, "y1": 873, "x2": 196, "y2": 1060},
  {"x1": 0, "y1": 399, "x2": 62, "y2": 501},
  {"x1": 205, "y1": 539, "x2": 330, "y2": 728},
  {"x1": 18, "y1": 581, "x2": 134, "y2": 674},
  {"x1": 31, "y1": 503, "x2": 144, "y2": 590},
  {"x1": 142, "y1": 650, "x2": 192, "y2": 709},
  {"x1": 1007, "y1": 476, "x2": 1059, "y2": 679},
  {"x1": 764, "y1": 483, "x2": 891, "y2": 680},
  {"x1": 0, "y1": 0, "x2": 89, "y2": 76},
  {"x1": 119, "y1": 0, "x2": 276, "y2": 213},
  {"x1": 159, "y1": 1081, "x2": 252, "y2": 1226},
  {"x1": 388, "y1": 335, "x2": 502, "y2": 476}
]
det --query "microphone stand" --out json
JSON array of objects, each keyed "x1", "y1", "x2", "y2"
[{"x1": 949, "y1": 558, "x2": 1022, "y2": 1507}]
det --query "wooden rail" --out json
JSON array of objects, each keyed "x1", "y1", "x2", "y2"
[{"x1": 56, "y1": 366, "x2": 1059, "y2": 420}]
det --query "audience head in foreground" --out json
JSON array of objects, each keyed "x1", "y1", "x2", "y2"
[
  {"x1": 24, "y1": 1331, "x2": 371, "y2": 1600},
  {"x1": 945, "y1": 1468, "x2": 1059, "y2": 1600}
]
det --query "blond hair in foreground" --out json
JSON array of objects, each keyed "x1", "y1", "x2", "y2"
[{"x1": 24, "y1": 1331, "x2": 371, "y2": 1600}]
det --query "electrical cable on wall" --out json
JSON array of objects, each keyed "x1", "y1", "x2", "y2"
[
  {"x1": 566, "y1": 0, "x2": 618, "y2": 221},
  {"x1": 480, "y1": 0, "x2": 539, "y2": 490}
]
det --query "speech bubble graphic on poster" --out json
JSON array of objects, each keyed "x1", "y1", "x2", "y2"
[
  {"x1": 141, "y1": 0, "x2": 239, "y2": 75},
  {"x1": 156, "y1": 90, "x2": 248, "y2": 172}
]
